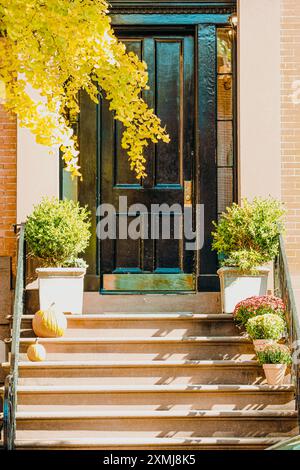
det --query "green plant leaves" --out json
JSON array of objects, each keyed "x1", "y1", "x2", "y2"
[
  {"x1": 257, "y1": 344, "x2": 292, "y2": 365},
  {"x1": 212, "y1": 197, "x2": 285, "y2": 273},
  {"x1": 25, "y1": 197, "x2": 91, "y2": 267},
  {"x1": 246, "y1": 314, "x2": 286, "y2": 341}
]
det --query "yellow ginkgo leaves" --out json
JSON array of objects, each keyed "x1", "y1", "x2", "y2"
[{"x1": 0, "y1": 0, "x2": 169, "y2": 179}]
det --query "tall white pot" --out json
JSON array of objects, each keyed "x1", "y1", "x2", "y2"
[
  {"x1": 36, "y1": 267, "x2": 86, "y2": 314},
  {"x1": 217, "y1": 266, "x2": 270, "y2": 314}
]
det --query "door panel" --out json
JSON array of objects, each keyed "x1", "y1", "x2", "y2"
[
  {"x1": 100, "y1": 30, "x2": 195, "y2": 292},
  {"x1": 114, "y1": 39, "x2": 143, "y2": 188},
  {"x1": 197, "y1": 24, "x2": 218, "y2": 291},
  {"x1": 155, "y1": 39, "x2": 182, "y2": 186}
]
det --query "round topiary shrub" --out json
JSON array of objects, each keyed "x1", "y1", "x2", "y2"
[
  {"x1": 246, "y1": 314, "x2": 286, "y2": 341},
  {"x1": 233, "y1": 295, "x2": 286, "y2": 326},
  {"x1": 212, "y1": 197, "x2": 285, "y2": 273},
  {"x1": 25, "y1": 197, "x2": 91, "y2": 267}
]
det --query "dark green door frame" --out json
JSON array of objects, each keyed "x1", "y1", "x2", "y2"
[{"x1": 63, "y1": 1, "x2": 237, "y2": 292}]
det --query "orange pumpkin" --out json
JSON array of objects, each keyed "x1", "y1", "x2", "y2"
[
  {"x1": 32, "y1": 304, "x2": 67, "y2": 338},
  {"x1": 27, "y1": 340, "x2": 46, "y2": 362}
]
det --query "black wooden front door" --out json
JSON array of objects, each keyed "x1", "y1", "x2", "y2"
[
  {"x1": 100, "y1": 29, "x2": 196, "y2": 293},
  {"x1": 75, "y1": 7, "x2": 236, "y2": 293}
]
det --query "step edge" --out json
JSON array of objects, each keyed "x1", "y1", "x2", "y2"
[
  {"x1": 16, "y1": 384, "x2": 295, "y2": 393},
  {"x1": 14, "y1": 436, "x2": 286, "y2": 445},
  {"x1": 20, "y1": 313, "x2": 234, "y2": 321},
  {"x1": 19, "y1": 336, "x2": 250, "y2": 344},
  {"x1": 3, "y1": 359, "x2": 261, "y2": 369},
  {"x1": 15, "y1": 410, "x2": 298, "y2": 419}
]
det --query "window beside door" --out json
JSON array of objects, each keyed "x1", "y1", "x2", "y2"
[{"x1": 217, "y1": 27, "x2": 235, "y2": 218}]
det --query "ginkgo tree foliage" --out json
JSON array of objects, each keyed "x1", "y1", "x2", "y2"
[{"x1": 0, "y1": 0, "x2": 169, "y2": 179}]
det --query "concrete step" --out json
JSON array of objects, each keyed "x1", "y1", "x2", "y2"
[
  {"x1": 25, "y1": 292, "x2": 221, "y2": 314},
  {"x1": 19, "y1": 313, "x2": 240, "y2": 338},
  {"x1": 17, "y1": 384, "x2": 295, "y2": 412},
  {"x1": 2, "y1": 360, "x2": 268, "y2": 386},
  {"x1": 15, "y1": 409, "x2": 298, "y2": 437},
  {"x1": 18, "y1": 336, "x2": 254, "y2": 361},
  {"x1": 12, "y1": 292, "x2": 297, "y2": 450},
  {"x1": 14, "y1": 435, "x2": 286, "y2": 450}
]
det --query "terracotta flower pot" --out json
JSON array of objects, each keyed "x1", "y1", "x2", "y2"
[
  {"x1": 263, "y1": 364, "x2": 287, "y2": 385},
  {"x1": 253, "y1": 339, "x2": 275, "y2": 352}
]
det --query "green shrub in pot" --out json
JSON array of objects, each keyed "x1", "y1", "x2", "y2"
[
  {"x1": 256, "y1": 343, "x2": 292, "y2": 366},
  {"x1": 246, "y1": 313, "x2": 287, "y2": 354},
  {"x1": 211, "y1": 197, "x2": 285, "y2": 313},
  {"x1": 256, "y1": 343, "x2": 292, "y2": 386},
  {"x1": 25, "y1": 197, "x2": 91, "y2": 314},
  {"x1": 246, "y1": 314, "x2": 286, "y2": 341},
  {"x1": 212, "y1": 197, "x2": 285, "y2": 274},
  {"x1": 25, "y1": 197, "x2": 91, "y2": 267}
]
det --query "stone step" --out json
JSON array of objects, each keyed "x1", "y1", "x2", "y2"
[
  {"x1": 11, "y1": 292, "x2": 296, "y2": 450},
  {"x1": 17, "y1": 384, "x2": 295, "y2": 412},
  {"x1": 18, "y1": 336, "x2": 254, "y2": 361},
  {"x1": 3, "y1": 360, "x2": 267, "y2": 385},
  {"x1": 14, "y1": 435, "x2": 285, "y2": 450},
  {"x1": 19, "y1": 313, "x2": 240, "y2": 338},
  {"x1": 15, "y1": 409, "x2": 298, "y2": 437},
  {"x1": 26, "y1": 292, "x2": 220, "y2": 314}
]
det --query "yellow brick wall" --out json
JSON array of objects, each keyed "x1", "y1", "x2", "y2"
[{"x1": 281, "y1": 0, "x2": 300, "y2": 274}]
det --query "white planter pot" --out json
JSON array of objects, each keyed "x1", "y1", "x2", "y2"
[
  {"x1": 263, "y1": 364, "x2": 287, "y2": 385},
  {"x1": 36, "y1": 267, "x2": 86, "y2": 314},
  {"x1": 253, "y1": 339, "x2": 275, "y2": 352},
  {"x1": 217, "y1": 266, "x2": 270, "y2": 314}
]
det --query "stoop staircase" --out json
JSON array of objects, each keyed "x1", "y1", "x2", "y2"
[{"x1": 1, "y1": 294, "x2": 299, "y2": 450}]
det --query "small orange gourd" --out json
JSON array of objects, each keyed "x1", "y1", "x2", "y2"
[{"x1": 27, "y1": 340, "x2": 46, "y2": 362}]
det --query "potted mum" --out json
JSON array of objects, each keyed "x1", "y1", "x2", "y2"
[
  {"x1": 246, "y1": 314, "x2": 286, "y2": 352},
  {"x1": 257, "y1": 343, "x2": 292, "y2": 386},
  {"x1": 233, "y1": 295, "x2": 286, "y2": 326},
  {"x1": 25, "y1": 197, "x2": 91, "y2": 314},
  {"x1": 212, "y1": 197, "x2": 285, "y2": 313}
]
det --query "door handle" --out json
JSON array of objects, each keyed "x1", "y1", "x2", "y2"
[{"x1": 184, "y1": 181, "x2": 192, "y2": 207}]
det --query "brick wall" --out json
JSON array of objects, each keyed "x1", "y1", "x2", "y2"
[
  {"x1": 281, "y1": 0, "x2": 300, "y2": 275},
  {"x1": 0, "y1": 104, "x2": 16, "y2": 373},
  {"x1": 0, "y1": 104, "x2": 17, "y2": 267}
]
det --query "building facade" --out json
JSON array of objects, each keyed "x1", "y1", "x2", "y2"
[
  {"x1": 0, "y1": 0, "x2": 300, "y2": 312},
  {"x1": 2, "y1": 0, "x2": 300, "y2": 450}
]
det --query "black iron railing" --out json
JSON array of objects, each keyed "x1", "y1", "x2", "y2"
[
  {"x1": 3, "y1": 224, "x2": 25, "y2": 450},
  {"x1": 274, "y1": 234, "x2": 300, "y2": 426}
]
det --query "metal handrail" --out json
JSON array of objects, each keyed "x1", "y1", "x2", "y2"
[
  {"x1": 3, "y1": 224, "x2": 25, "y2": 450},
  {"x1": 274, "y1": 234, "x2": 300, "y2": 425}
]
